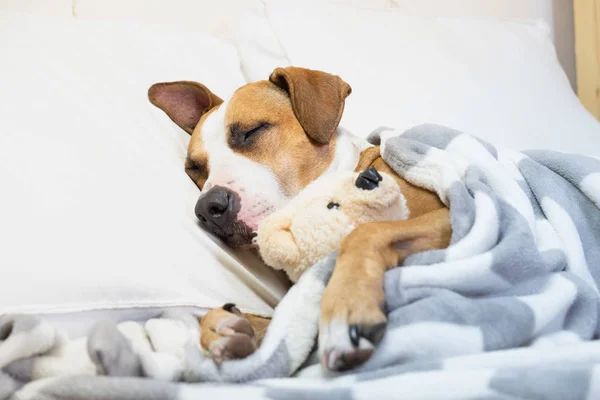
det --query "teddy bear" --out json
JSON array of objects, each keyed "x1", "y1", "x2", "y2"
[{"x1": 256, "y1": 167, "x2": 409, "y2": 282}]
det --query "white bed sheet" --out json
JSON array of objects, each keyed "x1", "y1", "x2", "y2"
[{"x1": 38, "y1": 307, "x2": 208, "y2": 338}]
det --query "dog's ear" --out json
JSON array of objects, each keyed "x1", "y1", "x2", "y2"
[
  {"x1": 148, "y1": 81, "x2": 223, "y2": 135},
  {"x1": 269, "y1": 67, "x2": 351, "y2": 144}
]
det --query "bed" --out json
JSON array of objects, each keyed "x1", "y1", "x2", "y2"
[{"x1": 1, "y1": 0, "x2": 600, "y2": 398}]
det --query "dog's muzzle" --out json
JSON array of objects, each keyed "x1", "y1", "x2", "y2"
[
  {"x1": 195, "y1": 186, "x2": 235, "y2": 225},
  {"x1": 195, "y1": 186, "x2": 254, "y2": 247}
]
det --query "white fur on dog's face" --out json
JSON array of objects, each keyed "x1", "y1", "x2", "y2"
[
  {"x1": 198, "y1": 100, "x2": 289, "y2": 232},
  {"x1": 185, "y1": 82, "x2": 368, "y2": 247},
  {"x1": 150, "y1": 69, "x2": 363, "y2": 248}
]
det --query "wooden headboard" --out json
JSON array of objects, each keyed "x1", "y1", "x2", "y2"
[{"x1": 574, "y1": 0, "x2": 600, "y2": 119}]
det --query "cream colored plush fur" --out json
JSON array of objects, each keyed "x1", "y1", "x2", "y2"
[{"x1": 257, "y1": 170, "x2": 409, "y2": 282}]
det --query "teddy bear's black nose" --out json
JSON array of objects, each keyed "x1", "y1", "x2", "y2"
[{"x1": 355, "y1": 166, "x2": 383, "y2": 191}]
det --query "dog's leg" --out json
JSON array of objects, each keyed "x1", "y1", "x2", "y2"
[
  {"x1": 319, "y1": 207, "x2": 451, "y2": 371},
  {"x1": 199, "y1": 304, "x2": 271, "y2": 363}
]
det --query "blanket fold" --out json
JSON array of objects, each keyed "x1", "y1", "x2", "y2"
[{"x1": 3, "y1": 124, "x2": 600, "y2": 400}]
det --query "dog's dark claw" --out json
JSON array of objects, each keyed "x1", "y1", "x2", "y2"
[
  {"x1": 222, "y1": 303, "x2": 241, "y2": 315},
  {"x1": 348, "y1": 323, "x2": 387, "y2": 349},
  {"x1": 349, "y1": 325, "x2": 360, "y2": 347},
  {"x1": 361, "y1": 323, "x2": 387, "y2": 346}
]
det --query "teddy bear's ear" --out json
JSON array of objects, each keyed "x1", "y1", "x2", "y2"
[{"x1": 256, "y1": 215, "x2": 300, "y2": 274}]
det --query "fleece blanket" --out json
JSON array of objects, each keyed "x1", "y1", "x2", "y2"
[{"x1": 3, "y1": 124, "x2": 600, "y2": 400}]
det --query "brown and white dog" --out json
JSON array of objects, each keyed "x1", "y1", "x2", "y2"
[{"x1": 148, "y1": 67, "x2": 451, "y2": 371}]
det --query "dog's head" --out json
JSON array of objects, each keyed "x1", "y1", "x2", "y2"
[{"x1": 149, "y1": 67, "x2": 353, "y2": 247}]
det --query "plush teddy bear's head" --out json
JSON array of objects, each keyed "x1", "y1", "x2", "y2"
[{"x1": 256, "y1": 167, "x2": 409, "y2": 282}]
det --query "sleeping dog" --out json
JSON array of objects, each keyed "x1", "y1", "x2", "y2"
[{"x1": 148, "y1": 67, "x2": 451, "y2": 371}]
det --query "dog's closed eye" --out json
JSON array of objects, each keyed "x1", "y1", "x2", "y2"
[
  {"x1": 327, "y1": 202, "x2": 340, "y2": 210},
  {"x1": 185, "y1": 156, "x2": 205, "y2": 173},
  {"x1": 229, "y1": 122, "x2": 271, "y2": 148},
  {"x1": 243, "y1": 123, "x2": 269, "y2": 142},
  {"x1": 185, "y1": 156, "x2": 208, "y2": 188}
]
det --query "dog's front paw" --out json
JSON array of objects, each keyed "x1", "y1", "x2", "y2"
[
  {"x1": 207, "y1": 332, "x2": 256, "y2": 365},
  {"x1": 318, "y1": 288, "x2": 387, "y2": 372},
  {"x1": 200, "y1": 304, "x2": 257, "y2": 364}
]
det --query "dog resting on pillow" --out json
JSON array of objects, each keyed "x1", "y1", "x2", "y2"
[{"x1": 257, "y1": 167, "x2": 409, "y2": 282}]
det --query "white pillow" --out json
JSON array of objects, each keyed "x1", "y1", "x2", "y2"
[
  {"x1": 388, "y1": 0, "x2": 552, "y2": 22},
  {"x1": 72, "y1": 0, "x2": 264, "y2": 43},
  {"x1": 0, "y1": 11, "x2": 289, "y2": 319},
  {"x1": 235, "y1": 1, "x2": 600, "y2": 154},
  {"x1": 67, "y1": 0, "x2": 392, "y2": 44},
  {"x1": 0, "y1": 0, "x2": 73, "y2": 17}
]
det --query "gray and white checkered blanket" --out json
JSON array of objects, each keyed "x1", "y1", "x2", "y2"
[{"x1": 3, "y1": 124, "x2": 600, "y2": 400}]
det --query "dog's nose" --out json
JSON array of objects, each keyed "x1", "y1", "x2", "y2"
[
  {"x1": 195, "y1": 186, "x2": 234, "y2": 227},
  {"x1": 355, "y1": 166, "x2": 383, "y2": 190}
]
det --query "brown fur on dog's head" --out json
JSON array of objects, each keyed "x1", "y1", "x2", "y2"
[{"x1": 148, "y1": 67, "x2": 354, "y2": 246}]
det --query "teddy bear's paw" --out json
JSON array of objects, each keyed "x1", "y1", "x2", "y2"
[
  {"x1": 318, "y1": 300, "x2": 387, "y2": 372},
  {"x1": 200, "y1": 304, "x2": 257, "y2": 364}
]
